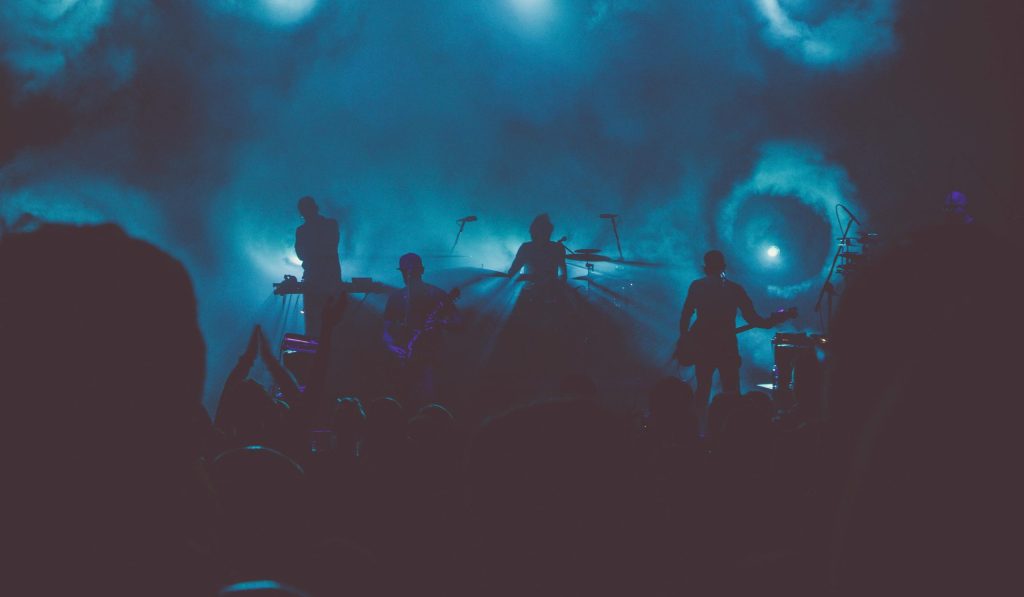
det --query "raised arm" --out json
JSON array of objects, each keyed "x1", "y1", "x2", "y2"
[
  {"x1": 256, "y1": 325, "x2": 302, "y2": 404},
  {"x1": 214, "y1": 326, "x2": 260, "y2": 428},
  {"x1": 291, "y1": 293, "x2": 350, "y2": 431}
]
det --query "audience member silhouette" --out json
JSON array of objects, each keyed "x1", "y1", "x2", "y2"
[
  {"x1": 1, "y1": 224, "x2": 213, "y2": 595},
  {"x1": 824, "y1": 219, "x2": 1020, "y2": 595},
  {"x1": 209, "y1": 446, "x2": 308, "y2": 587},
  {"x1": 466, "y1": 399, "x2": 642, "y2": 597}
]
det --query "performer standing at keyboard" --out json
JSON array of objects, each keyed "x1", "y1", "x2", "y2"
[
  {"x1": 383, "y1": 253, "x2": 460, "y2": 409},
  {"x1": 678, "y1": 250, "x2": 772, "y2": 433},
  {"x1": 295, "y1": 196, "x2": 341, "y2": 337}
]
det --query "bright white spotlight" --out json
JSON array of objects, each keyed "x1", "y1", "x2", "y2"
[
  {"x1": 766, "y1": 245, "x2": 781, "y2": 258},
  {"x1": 506, "y1": 0, "x2": 556, "y2": 29},
  {"x1": 259, "y1": 0, "x2": 319, "y2": 25}
]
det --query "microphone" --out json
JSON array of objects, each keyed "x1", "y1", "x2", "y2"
[
  {"x1": 599, "y1": 213, "x2": 618, "y2": 219},
  {"x1": 456, "y1": 215, "x2": 477, "y2": 224},
  {"x1": 838, "y1": 205, "x2": 861, "y2": 226}
]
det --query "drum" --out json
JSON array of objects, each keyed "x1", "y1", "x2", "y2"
[{"x1": 772, "y1": 332, "x2": 827, "y2": 416}]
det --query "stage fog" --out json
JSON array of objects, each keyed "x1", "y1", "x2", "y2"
[{"x1": 1, "y1": 1, "x2": 1019, "y2": 413}]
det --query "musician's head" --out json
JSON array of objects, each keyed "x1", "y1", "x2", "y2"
[
  {"x1": 398, "y1": 252, "x2": 424, "y2": 285},
  {"x1": 297, "y1": 196, "x2": 319, "y2": 220},
  {"x1": 703, "y1": 250, "x2": 726, "y2": 277},
  {"x1": 529, "y1": 213, "x2": 554, "y2": 241}
]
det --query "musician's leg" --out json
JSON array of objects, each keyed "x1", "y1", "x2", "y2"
[
  {"x1": 403, "y1": 363, "x2": 437, "y2": 413},
  {"x1": 694, "y1": 362, "x2": 714, "y2": 436},
  {"x1": 303, "y1": 290, "x2": 326, "y2": 338},
  {"x1": 720, "y1": 364, "x2": 740, "y2": 395},
  {"x1": 719, "y1": 346, "x2": 742, "y2": 396}
]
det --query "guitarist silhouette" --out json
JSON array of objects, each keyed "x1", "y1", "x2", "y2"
[
  {"x1": 677, "y1": 250, "x2": 789, "y2": 434},
  {"x1": 383, "y1": 253, "x2": 461, "y2": 409}
]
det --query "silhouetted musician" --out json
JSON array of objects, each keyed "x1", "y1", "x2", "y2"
[
  {"x1": 295, "y1": 196, "x2": 341, "y2": 337},
  {"x1": 507, "y1": 213, "x2": 568, "y2": 287},
  {"x1": 383, "y1": 253, "x2": 460, "y2": 409},
  {"x1": 679, "y1": 250, "x2": 771, "y2": 433}
]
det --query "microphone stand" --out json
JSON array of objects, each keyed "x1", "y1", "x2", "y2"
[
  {"x1": 815, "y1": 214, "x2": 856, "y2": 335},
  {"x1": 451, "y1": 219, "x2": 471, "y2": 254},
  {"x1": 601, "y1": 214, "x2": 624, "y2": 261}
]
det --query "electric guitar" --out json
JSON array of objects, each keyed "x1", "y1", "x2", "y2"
[
  {"x1": 673, "y1": 306, "x2": 798, "y2": 367},
  {"x1": 401, "y1": 287, "x2": 460, "y2": 363}
]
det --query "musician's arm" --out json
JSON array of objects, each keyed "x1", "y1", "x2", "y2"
[
  {"x1": 738, "y1": 289, "x2": 771, "y2": 328},
  {"x1": 381, "y1": 295, "x2": 408, "y2": 357},
  {"x1": 507, "y1": 245, "x2": 526, "y2": 277},
  {"x1": 382, "y1": 321, "x2": 408, "y2": 357},
  {"x1": 679, "y1": 284, "x2": 696, "y2": 335},
  {"x1": 294, "y1": 227, "x2": 307, "y2": 262}
]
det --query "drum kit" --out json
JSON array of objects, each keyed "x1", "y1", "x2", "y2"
[{"x1": 775, "y1": 217, "x2": 880, "y2": 408}]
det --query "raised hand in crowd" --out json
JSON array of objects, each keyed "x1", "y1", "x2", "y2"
[{"x1": 255, "y1": 324, "x2": 303, "y2": 404}]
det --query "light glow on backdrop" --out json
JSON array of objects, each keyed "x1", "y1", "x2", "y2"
[
  {"x1": 210, "y1": 0, "x2": 323, "y2": 26},
  {"x1": 506, "y1": 0, "x2": 557, "y2": 27},
  {"x1": 717, "y1": 140, "x2": 861, "y2": 300},
  {"x1": 258, "y1": 0, "x2": 321, "y2": 25},
  {"x1": 752, "y1": 0, "x2": 898, "y2": 68},
  {"x1": 0, "y1": 0, "x2": 117, "y2": 93}
]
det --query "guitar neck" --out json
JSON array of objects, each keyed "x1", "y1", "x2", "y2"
[{"x1": 734, "y1": 307, "x2": 797, "y2": 334}]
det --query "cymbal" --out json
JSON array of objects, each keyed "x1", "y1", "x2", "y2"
[
  {"x1": 613, "y1": 259, "x2": 665, "y2": 268},
  {"x1": 574, "y1": 248, "x2": 603, "y2": 255},
  {"x1": 566, "y1": 253, "x2": 612, "y2": 262},
  {"x1": 572, "y1": 275, "x2": 592, "y2": 280}
]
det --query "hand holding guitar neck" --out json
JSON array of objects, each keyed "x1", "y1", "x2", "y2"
[
  {"x1": 738, "y1": 306, "x2": 799, "y2": 332},
  {"x1": 403, "y1": 287, "x2": 460, "y2": 363},
  {"x1": 674, "y1": 306, "x2": 798, "y2": 366}
]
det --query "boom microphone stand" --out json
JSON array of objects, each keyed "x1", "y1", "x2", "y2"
[{"x1": 815, "y1": 209, "x2": 856, "y2": 335}]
